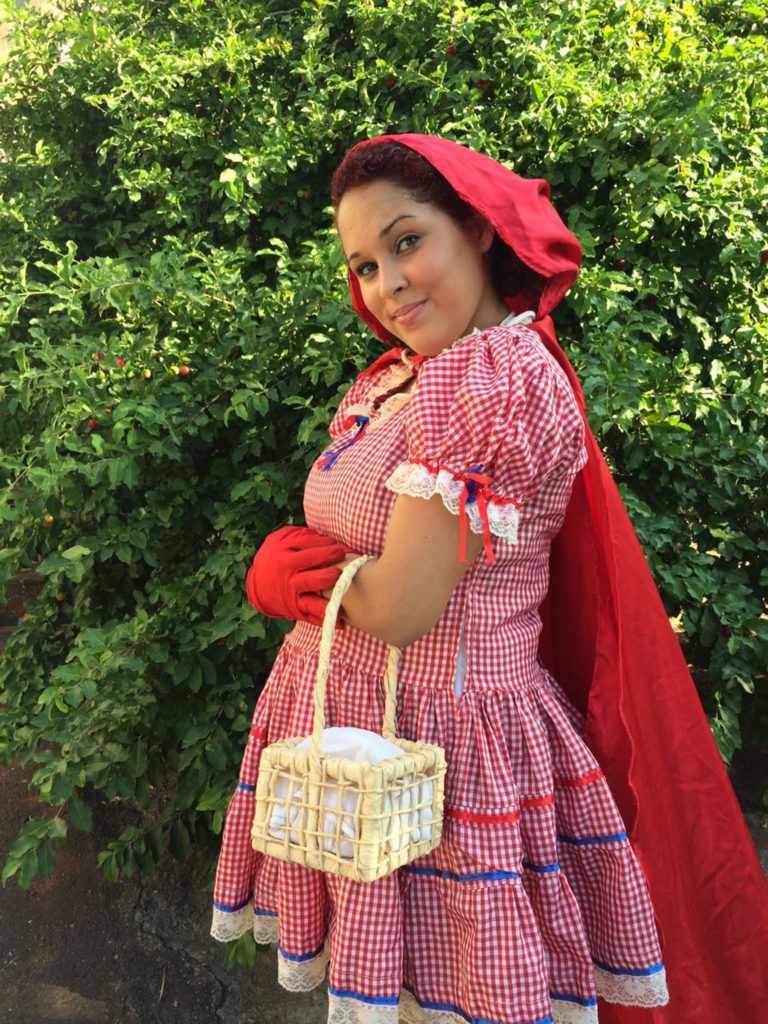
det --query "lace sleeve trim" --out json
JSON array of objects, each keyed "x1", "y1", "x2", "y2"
[{"x1": 385, "y1": 460, "x2": 521, "y2": 544}]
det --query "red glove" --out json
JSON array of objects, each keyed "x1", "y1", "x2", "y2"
[{"x1": 245, "y1": 525, "x2": 349, "y2": 626}]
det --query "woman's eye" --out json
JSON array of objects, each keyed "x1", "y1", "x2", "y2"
[
  {"x1": 355, "y1": 261, "x2": 376, "y2": 278},
  {"x1": 396, "y1": 233, "x2": 419, "y2": 254}
]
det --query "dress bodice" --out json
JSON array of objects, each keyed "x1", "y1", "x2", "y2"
[{"x1": 301, "y1": 322, "x2": 588, "y2": 693}]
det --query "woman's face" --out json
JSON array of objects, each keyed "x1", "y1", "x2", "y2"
[{"x1": 336, "y1": 180, "x2": 508, "y2": 357}]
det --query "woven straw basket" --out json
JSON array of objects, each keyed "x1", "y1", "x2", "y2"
[{"x1": 250, "y1": 555, "x2": 447, "y2": 882}]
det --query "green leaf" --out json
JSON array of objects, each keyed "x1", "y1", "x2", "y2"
[
  {"x1": 37, "y1": 840, "x2": 56, "y2": 877},
  {"x1": 18, "y1": 850, "x2": 39, "y2": 889},
  {"x1": 68, "y1": 794, "x2": 93, "y2": 832},
  {"x1": 169, "y1": 819, "x2": 190, "y2": 860},
  {"x1": 61, "y1": 545, "x2": 92, "y2": 560}
]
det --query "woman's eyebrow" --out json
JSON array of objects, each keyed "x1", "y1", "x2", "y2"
[{"x1": 347, "y1": 214, "x2": 417, "y2": 263}]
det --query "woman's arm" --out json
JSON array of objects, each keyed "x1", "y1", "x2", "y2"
[{"x1": 336, "y1": 494, "x2": 483, "y2": 648}]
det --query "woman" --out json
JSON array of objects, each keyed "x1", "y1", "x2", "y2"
[{"x1": 211, "y1": 135, "x2": 768, "y2": 1024}]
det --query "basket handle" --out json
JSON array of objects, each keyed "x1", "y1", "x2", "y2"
[{"x1": 312, "y1": 555, "x2": 402, "y2": 757}]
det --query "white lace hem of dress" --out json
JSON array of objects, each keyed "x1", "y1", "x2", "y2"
[
  {"x1": 399, "y1": 989, "x2": 599, "y2": 1024},
  {"x1": 209, "y1": 912, "x2": 669, "y2": 1024},
  {"x1": 329, "y1": 990, "x2": 400, "y2": 1023},
  {"x1": 549, "y1": 998, "x2": 598, "y2": 1024},
  {"x1": 595, "y1": 964, "x2": 669, "y2": 1008},
  {"x1": 210, "y1": 905, "x2": 255, "y2": 943},
  {"x1": 278, "y1": 943, "x2": 330, "y2": 991},
  {"x1": 386, "y1": 462, "x2": 521, "y2": 543}
]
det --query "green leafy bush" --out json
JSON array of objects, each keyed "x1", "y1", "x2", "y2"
[{"x1": 1, "y1": 0, "x2": 766, "y2": 889}]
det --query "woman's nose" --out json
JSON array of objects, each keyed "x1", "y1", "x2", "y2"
[{"x1": 377, "y1": 258, "x2": 407, "y2": 298}]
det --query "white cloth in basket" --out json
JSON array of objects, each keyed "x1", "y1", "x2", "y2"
[{"x1": 267, "y1": 727, "x2": 433, "y2": 857}]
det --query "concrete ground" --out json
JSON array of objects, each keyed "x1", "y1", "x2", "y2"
[
  {"x1": 0, "y1": 760, "x2": 327, "y2": 1024},
  {"x1": 1, "y1": 749, "x2": 766, "y2": 1024}
]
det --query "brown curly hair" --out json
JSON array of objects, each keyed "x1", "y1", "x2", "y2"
[{"x1": 331, "y1": 140, "x2": 541, "y2": 306}]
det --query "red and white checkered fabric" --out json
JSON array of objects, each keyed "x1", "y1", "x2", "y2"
[{"x1": 212, "y1": 324, "x2": 668, "y2": 1024}]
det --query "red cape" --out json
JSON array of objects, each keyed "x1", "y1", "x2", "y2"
[
  {"x1": 337, "y1": 133, "x2": 768, "y2": 1021},
  {"x1": 535, "y1": 315, "x2": 768, "y2": 1024}
]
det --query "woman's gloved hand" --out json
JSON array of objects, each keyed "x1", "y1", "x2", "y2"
[{"x1": 246, "y1": 525, "x2": 350, "y2": 626}]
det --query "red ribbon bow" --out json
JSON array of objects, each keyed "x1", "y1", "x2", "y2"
[{"x1": 458, "y1": 468, "x2": 495, "y2": 565}]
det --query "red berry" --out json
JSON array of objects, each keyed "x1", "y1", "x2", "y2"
[
  {"x1": 614, "y1": 258, "x2": 627, "y2": 271},
  {"x1": 446, "y1": 44, "x2": 458, "y2": 55},
  {"x1": 303, "y1": 189, "x2": 311, "y2": 201},
  {"x1": 386, "y1": 77, "x2": 395, "y2": 89},
  {"x1": 96, "y1": 351, "x2": 105, "y2": 361},
  {"x1": 104, "y1": 407, "x2": 112, "y2": 414},
  {"x1": 486, "y1": 79, "x2": 496, "y2": 90},
  {"x1": 179, "y1": 365, "x2": 190, "y2": 376},
  {"x1": 477, "y1": 79, "x2": 485, "y2": 89},
  {"x1": 117, "y1": 357, "x2": 125, "y2": 367},
  {"x1": 88, "y1": 418, "x2": 98, "y2": 430},
  {"x1": 760, "y1": 250, "x2": 768, "y2": 264},
  {"x1": 55, "y1": 592, "x2": 65, "y2": 602},
  {"x1": 722, "y1": 625, "x2": 732, "y2": 637},
  {"x1": 274, "y1": 199, "x2": 282, "y2": 208},
  {"x1": 611, "y1": 236, "x2": 620, "y2": 246}
]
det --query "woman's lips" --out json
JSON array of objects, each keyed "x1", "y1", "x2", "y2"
[{"x1": 392, "y1": 300, "x2": 426, "y2": 327}]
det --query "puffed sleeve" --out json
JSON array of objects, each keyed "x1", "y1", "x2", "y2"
[{"x1": 385, "y1": 325, "x2": 587, "y2": 561}]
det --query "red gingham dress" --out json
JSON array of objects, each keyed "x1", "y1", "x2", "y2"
[{"x1": 211, "y1": 322, "x2": 669, "y2": 1024}]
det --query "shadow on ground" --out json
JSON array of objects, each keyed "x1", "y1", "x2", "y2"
[{"x1": 0, "y1": 760, "x2": 327, "y2": 1024}]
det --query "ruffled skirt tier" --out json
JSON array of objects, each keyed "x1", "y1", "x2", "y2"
[{"x1": 212, "y1": 628, "x2": 667, "y2": 1024}]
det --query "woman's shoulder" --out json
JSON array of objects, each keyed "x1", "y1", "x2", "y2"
[{"x1": 426, "y1": 319, "x2": 573, "y2": 403}]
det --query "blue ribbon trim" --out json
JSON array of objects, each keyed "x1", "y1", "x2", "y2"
[
  {"x1": 593, "y1": 958, "x2": 665, "y2": 977},
  {"x1": 213, "y1": 897, "x2": 251, "y2": 913},
  {"x1": 237, "y1": 781, "x2": 255, "y2": 792},
  {"x1": 557, "y1": 831, "x2": 628, "y2": 846},
  {"x1": 403, "y1": 865, "x2": 521, "y2": 883},
  {"x1": 550, "y1": 991, "x2": 598, "y2": 1007},
  {"x1": 329, "y1": 985, "x2": 400, "y2": 1006},
  {"x1": 464, "y1": 463, "x2": 484, "y2": 504},
  {"x1": 253, "y1": 908, "x2": 277, "y2": 918},
  {"x1": 522, "y1": 860, "x2": 560, "y2": 874},
  {"x1": 320, "y1": 415, "x2": 369, "y2": 471}
]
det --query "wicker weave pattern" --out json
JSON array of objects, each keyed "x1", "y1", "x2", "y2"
[{"x1": 251, "y1": 556, "x2": 446, "y2": 882}]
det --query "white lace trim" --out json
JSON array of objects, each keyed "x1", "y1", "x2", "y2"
[
  {"x1": 550, "y1": 997, "x2": 598, "y2": 1024},
  {"x1": 252, "y1": 912, "x2": 278, "y2": 945},
  {"x1": 504, "y1": 310, "x2": 537, "y2": 327},
  {"x1": 400, "y1": 988, "x2": 456, "y2": 1024},
  {"x1": 595, "y1": 964, "x2": 669, "y2": 1008},
  {"x1": 386, "y1": 462, "x2": 521, "y2": 543},
  {"x1": 329, "y1": 990, "x2": 400, "y2": 1023},
  {"x1": 211, "y1": 903, "x2": 280, "y2": 945},
  {"x1": 400, "y1": 988, "x2": 598, "y2": 1024},
  {"x1": 347, "y1": 360, "x2": 418, "y2": 432},
  {"x1": 210, "y1": 905, "x2": 254, "y2": 943},
  {"x1": 277, "y1": 943, "x2": 329, "y2": 991},
  {"x1": 375, "y1": 388, "x2": 415, "y2": 422},
  {"x1": 449, "y1": 310, "x2": 538, "y2": 353}
]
